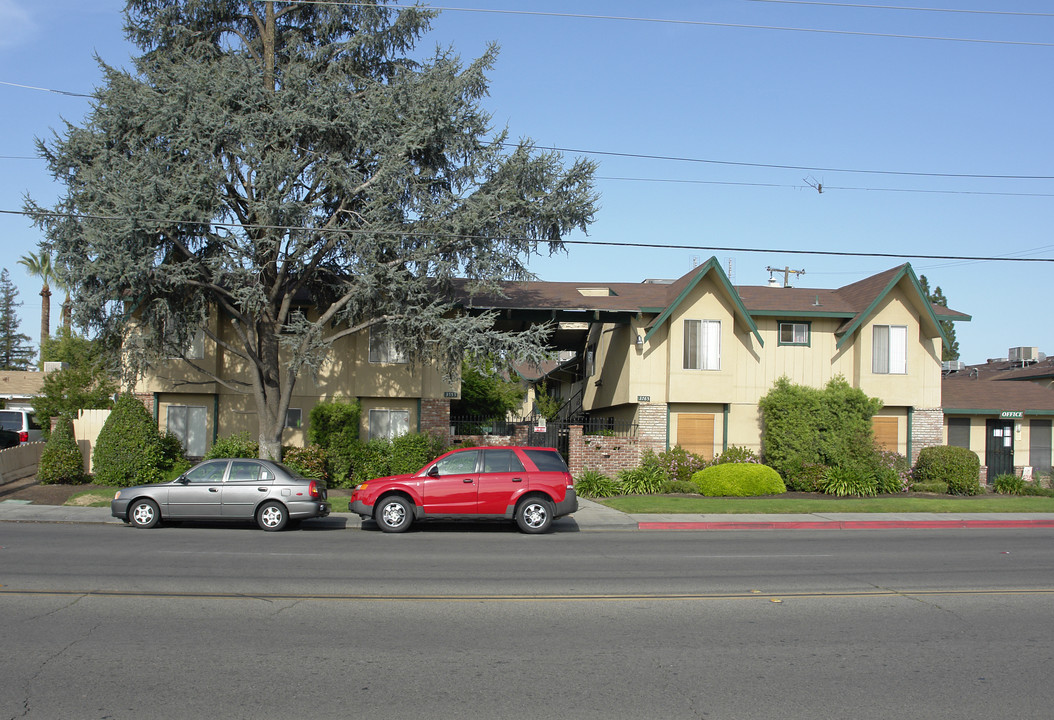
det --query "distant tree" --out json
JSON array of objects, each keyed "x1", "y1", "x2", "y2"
[
  {"x1": 451, "y1": 360, "x2": 526, "y2": 418},
  {"x1": 0, "y1": 268, "x2": 35, "y2": 370},
  {"x1": 29, "y1": 1, "x2": 597, "y2": 461},
  {"x1": 17, "y1": 248, "x2": 52, "y2": 346},
  {"x1": 34, "y1": 327, "x2": 117, "y2": 438},
  {"x1": 918, "y1": 275, "x2": 959, "y2": 361}
]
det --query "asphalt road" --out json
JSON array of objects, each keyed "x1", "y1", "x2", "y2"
[{"x1": 2, "y1": 523, "x2": 1054, "y2": 719}]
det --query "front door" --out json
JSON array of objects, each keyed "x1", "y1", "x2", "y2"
[{"x1": 985, "y1": 420, "x2": 1015, "y2": 482}]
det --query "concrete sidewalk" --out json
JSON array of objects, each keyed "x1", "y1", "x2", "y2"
[{"x1": 2, "y1": 496, "x2": 1054, "y2": 531}]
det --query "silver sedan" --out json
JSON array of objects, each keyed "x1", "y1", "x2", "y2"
[{"x1": 110, "y1": 458, "x2": 330, "y2": 531}]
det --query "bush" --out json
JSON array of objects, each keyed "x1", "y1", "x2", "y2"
[
  {"x1": 308, "y1": 399, "x2": 361, "y2": 448},
  {"x1": 1019, "y1": 485, "x2": 1054, "y2": 497},
  {"x1": 993, "y1": 473, "x2": 1024, "y2": 495},
  {"x1": 712, "y1": 445, "x2": 761, "y2": 465},
  {"x1": 783, "y1": 461, "x2": 828, "y2": 492},
  {"x1": 616, "y1": 464, "x2": 667, "y2": 495},
  {"x1": 911, "y1": 481, "x2": 949, "y2": 494},
  {"x1": 690, "y1": 463, "x2": 786, "y2": 497},
  {"x1": 37, "y1": 417, "x2": 86, "y2": 485},
  {"x1": 872, "y1": 449, "x2": 911, "y2": 494},
  {"x1": 283, "y1": 444, "x2": 328, "y2": 482},
  {"x1": 159, "y1": 432, "x2": 191, "y2": 475},
  {"x1": 342, "y1": 432, "x2": 450, "y2": 487},
  {"x1": 575, "y1": 469, "x2": 622, "y2": 498},
  {"x1": 913, "y1": 446, "x2": 982, "y2": 496},
  {"x1": 204, "y1": 433, "x2": 259, "y2": 460},
  {"x1": 662, "y1": 479, "x2": 699, "y2": 494},
  {"x1": 758, "y1": 376, "x2": 882, "y2": 480},
  {"x1": 820, "y1": 465, "x2": 877, "y2": 497},
  {"x1": 650, "y1": 447, "x2": 707, "y2": 483},
  {"x1": 92, "y1": 395, "x2": 165, "y2": 487}
]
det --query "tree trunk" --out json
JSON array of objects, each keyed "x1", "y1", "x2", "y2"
[{"x1": 39, "y1": 285, "x2": 51, "y2": 344}]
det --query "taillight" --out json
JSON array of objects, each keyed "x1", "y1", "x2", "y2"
[
  {"x1": 18, "y1": 431, "x2": 27, "y2": 443},
  {"x1": 308, "y1": 480, "x2": 320, "y2": 499}
]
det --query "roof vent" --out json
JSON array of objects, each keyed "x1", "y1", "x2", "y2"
[
  {"x1": 1009, "y1": 346, "x2": 1039, "y2": 363},
  {"x1": 577, "y1": 287, "x2": 616, "y2": 297}
]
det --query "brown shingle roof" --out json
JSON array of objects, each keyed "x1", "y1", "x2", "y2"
[{"x1": 943, "y1": 370, "x2": 1054, "y2": 413}]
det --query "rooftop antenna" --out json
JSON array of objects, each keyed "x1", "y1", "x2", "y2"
[{"x1": 766, "y1": 265, "x2": 806, "y2": 288}]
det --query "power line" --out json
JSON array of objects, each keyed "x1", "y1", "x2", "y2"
[
  {"x1": 529, "y1": 144, "x2": 1054, "y2": 180},
  {"x1": 596, "y1": 175, "x2": 1054, "y2": 198},
  {"x1": 363, "y1": 2, "x2": 1054, "y2": 47},
  {"x1": 744, "y1": 0, "x2": 1054, "y2": 17},
  {"x1": 4, "y1": 208, "x2": 1052, "y2": 264},
  {"x1": 0, "y1": 80, "x2": 92, "y2": 98}
]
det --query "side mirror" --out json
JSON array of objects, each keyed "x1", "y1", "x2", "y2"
[{"x1": 427, "y1": 465, "x2": 440, "y2": 478}]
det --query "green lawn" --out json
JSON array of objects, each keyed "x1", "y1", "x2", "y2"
[{"x1": 597, "y1": 494, "x2": 1054, "y2": 514}]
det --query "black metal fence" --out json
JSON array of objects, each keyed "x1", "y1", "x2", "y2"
[{"x1": 448, "y1": 415, "x2": 638, "y2": 460}]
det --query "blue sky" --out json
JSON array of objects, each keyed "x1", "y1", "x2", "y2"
[{"x1": 1, "y1": 0, "x2": 1051, "y2": 365}]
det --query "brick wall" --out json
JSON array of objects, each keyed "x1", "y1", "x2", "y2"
[
  {"x1": 567, "y1": 424, "x2": 644, "y2": 477},
  {"x1": 911, "y1": 408, "x2": 944, "y2": 464},
  {"x1": 420, "y1": 399, "x2": 451, "y2": 439},
  {"x1": 637, "y1": 403, "x2": 668, "y2": 455}
]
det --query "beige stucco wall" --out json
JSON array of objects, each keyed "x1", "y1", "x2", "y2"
[
  {"x1": 136, "y1": 309, "x2": 457, "y2": 451},
  {"x1": 583, "y1": 272, "x2": 944, "y2": 456}
]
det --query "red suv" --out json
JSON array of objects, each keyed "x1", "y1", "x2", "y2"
[{"x1": 349, "y1": 446, "x2": 577, "y2": 534}]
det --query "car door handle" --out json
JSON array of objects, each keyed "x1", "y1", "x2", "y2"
[
  {"x1": 463, "y1": 478, "x2": 474, "y2": 483},
  {"x1": 258, "y1": 487, "x2": 267, "y2": 492},
  {"x1": 512, "y1": 478, "x2": 523, "y2": 483},
  {"x1": 209, "y1": 487, "x2": 219, "y2": 493}
]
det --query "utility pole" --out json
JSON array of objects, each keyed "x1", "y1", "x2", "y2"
[{"x1": 766, "y1": 266, "x2": 806, "y2": 288}]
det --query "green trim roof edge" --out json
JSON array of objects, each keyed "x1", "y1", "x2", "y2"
[
  {"x1": 642, "y1": 257, "x2": 763, "y2": 347},
  {"x1": 834, "y1": 264, "x2": 950, "y2": 351}
]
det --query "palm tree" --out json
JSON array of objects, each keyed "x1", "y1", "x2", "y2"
[{"x1": 18, "y1": 249, "x2": 53, "y2": 345}]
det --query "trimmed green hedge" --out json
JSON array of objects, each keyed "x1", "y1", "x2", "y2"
[
  {"x1": 38, "y1": 417, "x2": 86, "y2": 485},
  {"x1": 690, "y1": 463, "x2": 787, "y2": 497},
  {"x1": 913, "y1": 446, "x2": 982, "y2": 496},
  {"x1": 92, "y1": 395, "x2": 165, "y2": 487}
]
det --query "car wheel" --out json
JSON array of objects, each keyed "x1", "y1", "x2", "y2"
[
  {"x1": 515, "y1": 496, "x2": 554, "y2": 534},
  {"x1": 375, "y1": 496, "x2": 413, "y2": 533},
  {"x1": 257, "y1": 501, "x2": 288, "y2": 532},
  {"x1": 129, "y1": 499, "x2": 160, "y2": 529}
]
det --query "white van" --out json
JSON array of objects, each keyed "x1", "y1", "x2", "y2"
[{"x1": 0, "y1": 409, "x2": 43, "y2": 444}]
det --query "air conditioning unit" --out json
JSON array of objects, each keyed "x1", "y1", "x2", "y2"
[
  {"x1": 1008, "y1": 346, "x2": 1038, "y2": 363},
  {"x1": 43, "y1": 361, "x2": 69, "y2": 373},
  {"x1": 942, "y1": 361, "x2": 965, "y2": 372}
]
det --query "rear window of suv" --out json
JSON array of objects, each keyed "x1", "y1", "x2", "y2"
[{"x1": 523, "y1": 449, "x2": 569, "y2": 473}]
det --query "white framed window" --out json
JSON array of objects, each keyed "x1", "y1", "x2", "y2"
[
  {"x1": 872, "y1": 325, "x2": 907, "y2": 374},
  {"x1": 683, "y1": 319, "x2": 721, "y2": 370},
  {"x1": 369, "y1": 409, "x2": 410, "y2": 441},
  {"x1": 369, "y1": 327, "x2": 407, "y2": 364},
  {"x1": 165, "y1": 327, "x2": 204, "y2": 360},
  {"x1": 167, "y1": 405, "x2": 207, "y2": 457},
  {"x1": 284, "y1": 408, "x2": 302, "y2": 429},
  {"x1": 779, "y1": 322, "x2": 810, "y2": 346}
]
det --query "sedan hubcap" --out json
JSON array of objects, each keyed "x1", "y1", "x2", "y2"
[
  {"x1": 522, "y1": 503, "x2": 547, "y2": 528},
  {"x1": 381, "y1": 503, "x2": 405, "y2": 527},
  {"x1": 132, "y1": 504, "x2": 154, "y2": 525},
  {"x1": 260, "y1": 506, "x2": 283, "y2": 528}
]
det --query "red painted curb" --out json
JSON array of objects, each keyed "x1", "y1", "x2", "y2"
[{"x1": 636, "y1": 519, "x2": 1054, "y2": 531}]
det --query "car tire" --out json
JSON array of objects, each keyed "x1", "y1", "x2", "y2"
[
  {"x1": 129, "y1": 499, "x2": 161, "y2": 529},
  {"x1": 515, "y1": 496, "x2": 554, "y2": 534},
  {"x1": 257, "y1": 501, "x2": 288, "y2": 532},
  {"x1": 375, "y1": 495, "x2": 413, "y2": 533}
]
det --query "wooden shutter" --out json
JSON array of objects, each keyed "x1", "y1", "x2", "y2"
[
  {"x1": 677, "y1": 413, "x2": 715, "y2": 460},
  {"x1": 873, "y1": 416, "x2": 899, "y2": 452}
]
